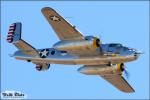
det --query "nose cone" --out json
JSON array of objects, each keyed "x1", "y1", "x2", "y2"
[
  {"x1": 126, "y1": 47, "x2": 142, "y2": 59},
  {"x1": 134, "y1": 50, "x2": 143, "y2": 57}
]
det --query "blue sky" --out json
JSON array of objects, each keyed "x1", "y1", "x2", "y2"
[{"x1": 1, "y1": 1, "x2": 149, "y2": 99}]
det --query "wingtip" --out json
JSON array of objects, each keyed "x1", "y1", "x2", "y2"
[
  {"x1": 120, "y1": 87, "x2": 135, "y2": 93},
  {"x1": 124, "y1": 90, "x2": 135, "y2": 93},
  {"x1": 41, "y1": 7, "x2": 55, "y2": 12}
]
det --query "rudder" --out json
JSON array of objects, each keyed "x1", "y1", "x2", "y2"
[{"x1": 7, "y1": 23, "x2": 21, "y2": 43}]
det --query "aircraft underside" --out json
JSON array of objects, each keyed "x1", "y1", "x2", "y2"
[
  {"x1": 6, "y1": 7, "x2": 142, "y2": 93},
  {"x1": 14, "y1": 51, "x2": 138, "y2": 65}
]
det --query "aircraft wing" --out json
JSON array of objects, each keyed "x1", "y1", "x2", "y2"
[
  {"x1": 101, "y1": 74, "x2": 135, "y2": 93},
  {"x1": 41, "y1": 7, "x2": 84, "y2": 41}
]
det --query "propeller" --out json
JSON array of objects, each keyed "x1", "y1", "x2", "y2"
[
  {"x1": 124, "y1": 66, "x2": 130, "y2": 79},
  {"x1": 120, "y1": 63, "x2": 130, "y2": 79},
  {"x1": 94, "y1": 35, "x2": 103, "y2": 54}
]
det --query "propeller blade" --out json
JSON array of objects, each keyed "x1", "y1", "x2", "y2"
[
  {"x1": 123, "y1": 65, "x2": 130, "y2": 79},
  {"x1": 124, "y1": 69, "x2": 130, "y2": 79}
]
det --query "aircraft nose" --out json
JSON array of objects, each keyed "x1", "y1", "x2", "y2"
[
  {"x1": 134, "y1": 50, "x2": 143, "y2": 54},
  {"x1": 127, "y1": 47, "x2": 143, "y2": 57},
  {"x1": 133, "y1": 50, "x2": 143, "y2": 57}
]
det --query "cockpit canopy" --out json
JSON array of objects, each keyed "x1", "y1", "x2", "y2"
[{"x1": 108, "y1": 43, "x2": 122, "y2": 47}]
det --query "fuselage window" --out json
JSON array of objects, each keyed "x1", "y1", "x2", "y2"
[
  {"x1": 109, "y1": 44, "x2": 122, "y2": 47},
  {"x1": 60, "y1": 51, "x2": 67, "y2": 53},
  {"x1": 60, "y1": 51, "x2": 67, "y2": 56},
  {"x1": 51, "y1": 51, "x2": 55, "y2": 55},
  {"x1": 123, "y1": 47, "x2": 129, "y2": 51}
]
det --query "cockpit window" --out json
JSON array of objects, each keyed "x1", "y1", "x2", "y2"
[
  {"x1": 109, "y1": 43, "x2": 122, "y2": 47},
  {"x1": 123, "y1": 47, "x2": 129, "y2": 51},
  {"x1": 60, "y1": 51, "x2": 67, "y2": 53},
  {"x1": 60, "y1": 51, "x2": 67, "y2": 56}
]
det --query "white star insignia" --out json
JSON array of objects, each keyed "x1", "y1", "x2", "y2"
[
  {"x1": 50, "y1": 16, "x2": 60, "y2": 21},
  {"x1": 41, "y1": 49, "x2": 48, "y2": 57},
  {"x1": 39, "y1": 49, "x2": 49, "y2": 58}
]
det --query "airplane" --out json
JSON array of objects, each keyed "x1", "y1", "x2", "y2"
[{"x1": 6, "y1": 7, "x2": 141, "y2": 93}]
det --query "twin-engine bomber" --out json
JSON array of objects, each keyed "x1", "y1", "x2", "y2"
[{"x1": 7, "y1": 7, "x2": 141, "y2": 93}]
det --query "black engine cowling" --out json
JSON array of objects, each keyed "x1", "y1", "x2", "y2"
[{"x1": 117, "y1": 63, "x2": 125, "y2": 72}]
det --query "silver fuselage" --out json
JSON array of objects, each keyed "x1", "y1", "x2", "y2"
[{"x1": 13, "y1": 43, "x2": 140, "y2": 65}]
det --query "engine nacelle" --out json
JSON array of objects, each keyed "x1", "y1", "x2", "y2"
[
  {"x1": 53, "y1": 36, "x2": 100, "y2": 52},
  {"x1": 78, "y1": 63, "x2": 124, "y2": 75},
  {"x1": 35, "y1": 63, "x2": 50, "y2": 71}
]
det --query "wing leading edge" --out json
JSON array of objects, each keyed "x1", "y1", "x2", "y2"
[{"x1": 41, "y1": 7, "x2": 84, "y2": 41}]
